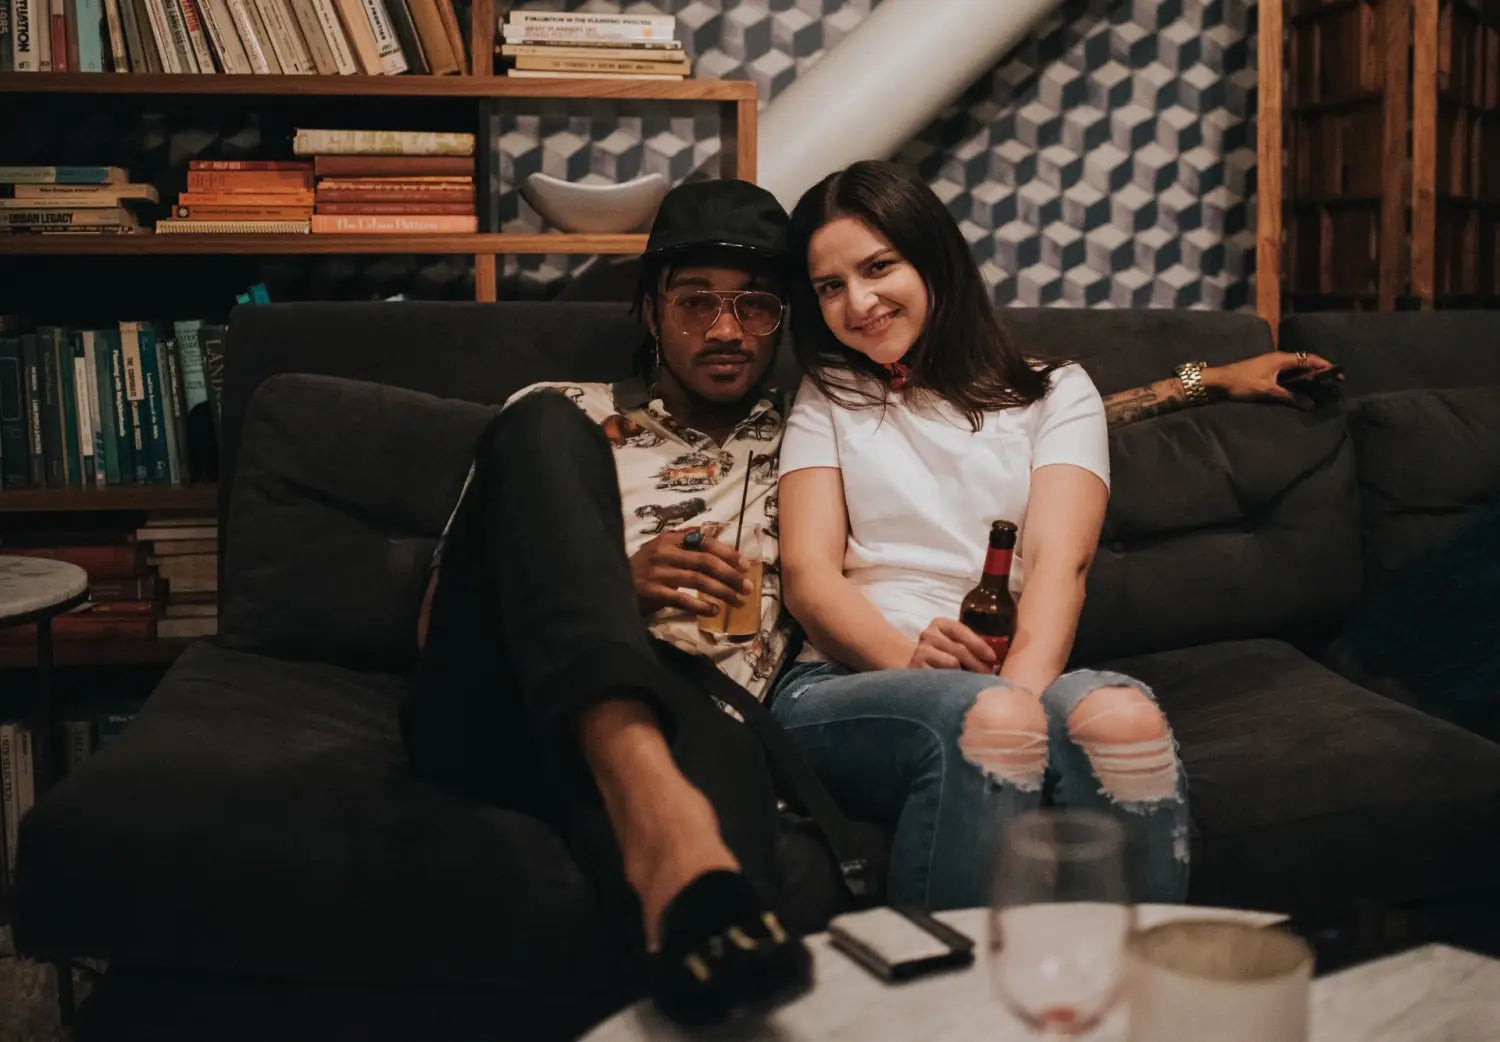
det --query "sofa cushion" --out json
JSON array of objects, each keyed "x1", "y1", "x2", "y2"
[
  {"x1": 1346, "y1": 386, "x2": 1500, "y2": 591},
  {"x1": 1071, "y1": 399, "x2": 1363, "y2": 663},
  {"x1": 1102, "y1": 639, "x2": 1500, "y2": 919},
  {"x1": 220, "y1": 374, "x2": 496, "y2": 673},
  {"x1": 15, "y1": 642, "x2": 637, "y2": 996},
  {"x1": 1280, "y1": 310, "x2": 1500, "y2": 398}
]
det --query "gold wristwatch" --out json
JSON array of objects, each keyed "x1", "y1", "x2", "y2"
[{"x1": 1174, "y1": 361, "x2": 1211, "y2": 404}]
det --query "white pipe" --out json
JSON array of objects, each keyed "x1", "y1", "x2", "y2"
[{"x1": 757, "y1": 0, "x2": 1065, "y2": 212}]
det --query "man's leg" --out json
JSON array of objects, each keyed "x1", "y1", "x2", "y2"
[{"x1": 405, "y1": 390, "x2": 779, "y2": 947}]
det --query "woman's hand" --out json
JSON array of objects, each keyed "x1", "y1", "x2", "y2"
[
  {"x1": 629, "y1": 528, "x2": 752, "y2": 618},
  {"x1": 1201, "y1": 351, "x2": 1340, "y2": 403},
  {"x1": 908, "y1": 618, "x2": 999, "y2": 673}
]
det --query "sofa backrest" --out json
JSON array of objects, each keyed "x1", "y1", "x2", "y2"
[
  {"x1": 1282, "y1": 311, "x2": 1500, "y2": 593},
  {"x1": 219, "y1": 303, "x2": 1370, "y2": 672}
]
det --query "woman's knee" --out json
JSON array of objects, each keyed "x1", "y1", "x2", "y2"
[
  {"x1": 957, "y1": 685, "x2": 1049, "y2": 792},
  {"x1": 1063, "y1": 684, "x2": 1180, "y2": 804}
]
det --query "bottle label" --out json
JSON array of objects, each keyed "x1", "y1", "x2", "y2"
[
  {"x1": 981, "y1": 634, "x2": 1011, "y2": 660},
  {"x1": 982, "y1": 548, "x2": 1013, "y2": 578}
]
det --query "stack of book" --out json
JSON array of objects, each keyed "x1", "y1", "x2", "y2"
[
  {"x1": 0, "y1": 165, "x2": 158, "y2": 235},
  {"x1": 294, "y1": 128, "x2": 478, "y2": 234},
  {"x1": 157, "y1": 159, "x2": 315, "y2": 234},
  {"x1": 136, "y1": 512, "x2": 218, "y2": 639},
  {"x1": 0, "y1": 318, "x2": 223, "y2": 490},
  {"x1": 0, "y1": 539, "x2": 156, "y2": 644},
  {"x1": 500, "y1": 9, "x2": 688, "y2": 80},
  {"x1": 0, "y1": 0, "x2": 467, "y2": 76}
]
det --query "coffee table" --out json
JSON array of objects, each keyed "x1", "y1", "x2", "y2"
[{"x1": 580, "y1": 905, "x2": 1500, "y2": 1041}]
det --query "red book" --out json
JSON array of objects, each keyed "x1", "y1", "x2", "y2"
[
  {"x1": 315, "y1": 202, "x2": 477, "y2": 215},
  {"x1": 313, "y1": 155, "x2": 475, "y2": 178},
  {"x1": 186, "y1": 171, "x2": 315, "y2": 193},
  {"x1": 0, "y1": 544, "x2": 146, "y2": 580}
]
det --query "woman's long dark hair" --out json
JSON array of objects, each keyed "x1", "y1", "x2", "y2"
[{"x1": 788, "y1": 160, "x2": 1056, "y2": 430}]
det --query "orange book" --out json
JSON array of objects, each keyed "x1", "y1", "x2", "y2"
[
  {"x1": 176, "y1": 205, "x2": 316, "y2": 220},
  {"x1": 314, "y1": 189, "x2": 473, "y2": 204},
  {"x1": 315, "y1": 201, "x2": 477, "y2": 215},
  {"x1": 314, "y1": 154, "x2": 474, "y2": 177},
  {"x1": 311, "y1": 214, "x2": 479, "y2": 233},
  {"x1": 188, "y1": 160, "x2": 313, "y2": 171},
  {"x1": 185, "y1": 170, "x2": 315, "y2": 193},
  {"x1": 178, "y1": 192, "x2": 316, "y2": 206}
]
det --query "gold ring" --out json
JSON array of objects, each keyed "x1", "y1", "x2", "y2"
[{"x1": 1295, "y1": 350, "x2": 1308, "y2": 365}]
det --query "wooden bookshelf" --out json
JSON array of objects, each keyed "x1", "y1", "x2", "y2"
[
  {"x1": 0, "y1": 233, "x2": 651, "y2": 256},
  {"x1": 0, "y1": 486, "x2": 218, "y2": 512},
  {"x1": 0, "y1": 73, "x2": 756, "y2": 102}
]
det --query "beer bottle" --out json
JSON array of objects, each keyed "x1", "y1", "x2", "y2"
[{"x1": 960, "y1": 520, "x2": 1018, "y2": 662}]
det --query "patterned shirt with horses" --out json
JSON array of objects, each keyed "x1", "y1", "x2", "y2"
[{"x1": 505, "y1": 379, "x2": 792, "y2": 701}]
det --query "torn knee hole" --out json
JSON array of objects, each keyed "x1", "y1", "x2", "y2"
[
  {"x1": 959, "y1": 686, "x2": 1047, "y2": 789},
  {"x1": 1067, "y1": 686, "x2": 1178, "y2": 803}
]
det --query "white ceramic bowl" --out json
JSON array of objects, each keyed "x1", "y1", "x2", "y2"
[{"x1": 520, "y1": 172, "x2": 670, "y2": 234}]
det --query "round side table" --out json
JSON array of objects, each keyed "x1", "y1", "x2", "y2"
[
  {"x1": 0, "y1": 555, "x2": 88, "y2": 1024},
  {"x1": 0, "y1": 557, "x2": 89, "y2": 795}
]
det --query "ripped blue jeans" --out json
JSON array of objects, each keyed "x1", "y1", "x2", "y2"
[{"x1": 769, "y1": 663, "x2": 1190, "y2": 911}]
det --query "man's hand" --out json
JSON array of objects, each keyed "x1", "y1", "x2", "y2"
[
  {"x1": 1202, "y1": 350, "x2": 1340, "y2": 403},
  {"x1": 629, "y1": 528, "x2": 753, "y2": 618},
  {"x1": 908, "y1": 618, "x2": 999, "y2": 673}
]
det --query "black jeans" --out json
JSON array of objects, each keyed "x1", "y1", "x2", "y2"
[{"x1": 400, "y1": 390, "x2": 785, "y2": 924}]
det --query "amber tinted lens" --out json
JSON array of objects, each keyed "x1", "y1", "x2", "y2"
[
  {"x1": 672, "y1": 291, "x2": 724, "y2": 331},
  {"x1": 734, "y1": 292, "x2": 784, "y2": 335}
]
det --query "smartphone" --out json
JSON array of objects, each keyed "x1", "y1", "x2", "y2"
[
  {"x1": 1277, "y1": 364, "x2": 1344, "y2": 388},
  {"x1": 828, "y1": 906, "x2": 975, "y2": 982}
]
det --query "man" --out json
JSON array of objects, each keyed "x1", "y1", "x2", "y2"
[{"x1": 401, "y1": 180, "x2": 828, "y2": 1028}]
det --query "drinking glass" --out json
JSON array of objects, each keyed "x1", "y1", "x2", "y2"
[
  {"x1": 988, "y1": 809, "x2": 1134, "y2": 1035},
  {"x1": 696, "y1": 522, "x2": 764, "y2": 640}
]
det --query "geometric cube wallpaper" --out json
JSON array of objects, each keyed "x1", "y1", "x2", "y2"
[{"x1": 498, "y1": 0, "x2": 1258, "y2": 309}]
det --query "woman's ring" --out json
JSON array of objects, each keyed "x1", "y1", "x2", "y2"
[
  {"x1": 682, "y1": 530, "x2": 704, "y2": 551},
  {"x1": 1295, "y1": 350, "x2": 1308, "y2": 365}
]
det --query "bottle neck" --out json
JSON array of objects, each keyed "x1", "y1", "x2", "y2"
[{"x1": 980, "y1": 547, "x2": 1013, "y2": 587}]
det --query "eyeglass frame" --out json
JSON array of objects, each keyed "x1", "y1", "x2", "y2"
[{"x1": 663, "y1": 288, "x2": 787, "y2": 336}]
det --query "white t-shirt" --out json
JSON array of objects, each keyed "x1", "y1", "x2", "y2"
[{"x1": 779, "y1": 364, "x2": 1109, "y2": 657}]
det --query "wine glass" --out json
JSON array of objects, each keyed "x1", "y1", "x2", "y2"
[{"x1": 988, "y1": 809, "x2": 1134, "y2": 1035}]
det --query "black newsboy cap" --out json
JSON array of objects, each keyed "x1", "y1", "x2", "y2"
[{"x1": 643, "y1": 179, "x2": 790, "y2": 263}]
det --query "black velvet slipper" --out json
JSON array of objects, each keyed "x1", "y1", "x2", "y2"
[{"x1": 649, "y1": 870, "x2": 813, "y2": 1025}]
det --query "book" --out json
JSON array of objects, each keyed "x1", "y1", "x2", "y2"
[
  {"x1": 178, "y1": 191, "x2": 315, "y2": 206},
  {"x1": 20, "y1": 335, "x2": 46, "y2": 486},
  {"x1": 2, "y1": 207, "x2": 139, "y2": 229},
  {"x1": 196, "y1": 0, "x2": 252, "y2": 74},
  {"x1": 512, "y1": 54, "x2": 690, "y2": 75},
  {"x1": 0, "y1": 339, "x2": 27, "y2": 489},
  {"x1": 226, "y1": 0, "x2": 276, "y2": 73},
  {"x1": 505, "y1": 69, "x2": 684, "y2": 81},
  {"x1": 310, "y1": 213, "x2": 477, "y2": 233},
  {"x1": 154, "y1": 219, "x2": 311, "y2": 233},
  {"x1": 156, "y1": 335, "x2": 185, "y2": 485},
  {"x1": 85, "y1": 330, "x2": 113, "y2": 489},
  {"x1": 134, "y1": 325, "x2": 171, "y2": 484},
  {"x1": 172, "y1": 319, "x2": 215, "y2": 481},
  {"x1": 382, "y1": 0, "x2": 427, "y2": 75},
  {"x1": 358, "y1": 0, "x2": 406, "y2": 74},
  {"x1": 500, "y1": 42, "x2": 684, "y2": 60},
  {"x1": 286, "y1": 0, "x2": 337, "y2": 74},
  {"x1": 1, "y1": 722, "x2": 20, "y2": 888},
  {"x1": 185, "y1": 168, "x2": 313, "y2": 193},
  {"x1": 407, "y1": 0, "x2": 456, "y2": 75},
  {"x1": 330, "y1": 0, "x2": 380, "y2": 73},
  {"x1": 504, "y1": 10, "x2": 674, "y2": 42},
  {"x1": 308, "y1": 0, "x2": 357, "y2": 74},
  {"x1": 117, "y1": 321, "x2": 149, "y2": 483},
  {"x1": 312, "y1": 153, "x2": 473, "y2": 177},
  {"x1": 71, "y1": 332, "x2": 99, "y2": 489},
  {"x1": 175, "y1": 204, "x2": 315, "y2": 220},
  {"x1": 2, "y1": 183, "x2": 160, "y2": 203},
  {"x1": 157, "y1": 616, "x2": 218, "y2": 639},
  {"x1": 0, "y1": 543, "x2": 146, "y2": 578},
  {"x1": 102, "y1": 328, "x2": 136, "y2": 486},
  {"x1": 293, "y1": 128, "x2": 476, "y2": 156},
  {"x1": 314, "y1": 201, "x2": 474, "y2": 215},
  {"x1": 0, "y1": 166, "x2": 127, "y2": 184}
]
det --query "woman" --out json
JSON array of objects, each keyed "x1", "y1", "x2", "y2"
[{"x1": 771, "y1": 160, "x2": 1191, "y2": 911}]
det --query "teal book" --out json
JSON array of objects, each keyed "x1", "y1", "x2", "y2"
[
  {"x1": 135, "y1": 325, "x2": 170, "y2": 484},
  {"x1": 118, "y1": 322, "x2": 149, "y2": 484},
  {"x1": 173, "y1": 319, "x2": 215, "y2": 481},
  {"x1": 90, "y1": 329, "x2": 120, "y2": 486},
  {"x1": 105, "y1": 328, "x2": 138, "y2": 485},
  {"x1": 36, "y1": 329, "x2": 65, "y2": 488},
  {"x1": 0, "y1": 338, "x2": 27, "y2": 489},
  {"x1": 154, "y1": 334, "x2": 183, "y2": 486},
  {"x1": 0, "y1": 166, "x2": 126, "y2": 184},
  {"x1": 19, "y1": 334, "x2": 45, "y2": 487},
  {"x1": 56, "y1": 329, "x2": 83, "y2": 489}
]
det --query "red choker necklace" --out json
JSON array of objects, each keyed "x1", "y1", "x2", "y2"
[{"x1": 884, "y1": 362, "x2": 911, "y2": 389}]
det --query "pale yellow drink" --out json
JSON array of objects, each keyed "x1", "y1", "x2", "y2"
[{"x1": 697, "y1": 522, "x2": 764, "y2": 640}]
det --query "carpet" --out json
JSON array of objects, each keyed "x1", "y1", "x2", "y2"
[{"x1": 0, "y1": 926, "x2": 92, "y2": 1042}]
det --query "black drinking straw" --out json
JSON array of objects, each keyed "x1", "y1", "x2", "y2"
[{"x1": 733, "y1": 450, "x2": 754, "y2": 551}]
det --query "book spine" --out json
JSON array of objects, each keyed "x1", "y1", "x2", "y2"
[
  {"x1": 254, "y1": 0, "x2": 307, "y2": 73},
  {"x1": 114, "y1": 0, "x2": 143, "y2": 71},
  {"x1": 177, "y1": 0, "x2": 216, "y2": 71},
  {"x1": 72, "y1": 0, "x2": 103, "y2": 70},
  {"x1": 514, "y1": 54, "x2": 688, "y2": 74},
  {"x1": 19, "y1": 335, "x2": 44, "y2": 486},
  {"x1": 200, "y1": 324, "x2": 225, "y2": 441},
  {"x1": 158, "y1": 336, "x2": 186, "y2": 484},
  {"x1": 381, "y1": 0, "x2": 425, "y2": 74},
  {"x1": 54, "y1": 330, "x2": 80, "y2": 489},
  {"x1": 34, "y1": 0, "x2": 48, "y2": 67},
  {"x1": 504, "y1": 21, "x2": 674, "y2": 44},
  {"x1": 286, "y1": 0, "x2": 332, "y2": 73},
  {"x1": 315, "y1": 200, "x2": 474, "y2": 214},
  {"x1": 293, "y1": 128, "x2": 474, "y2": 155},
  {"x1": 176, "y1": 204, "x2": 311, "y2": 219},
  {"x1": 11, "y1": 0, "x2": 38, "y2": 70},
  {"x1": 223, "y1": 0, "x2": 270, "y2": 72},
  {"x1": 330, "y1": 0, "x2": 375, "y2": 72},
  {"x1": 0, "y1": 166, "x2": 123, "y2": 184},
  {"x1": 49, "y1": 0, "x2": 66, "y2": 71},
  {"x1": 195, "y1": 0, "x2": 247, "y2": 72},
  {"x1": 63, "y1": 719, "x2": 94, "y2": 775},
  {"x1": 91, "y1": 328, "x2": 119, "y2": 487},
  {"x1": 357, "y1": 0, "x2": 404, "y2": 74},
  {"x1": 118, "y1": 322, "x2": 149, "y2": 484},
  {"x1": 36, "y1": 331, "x2": 64, "y2": 488},
  {"x1": 127, "y1": 0, "x2": 159, "y2": 71},
  {"x1": 309, "y1": 213, "x2": 476, "y2": 232},
  {"x1": 80, "y1": 331, "x2": 107, "y2": 489},
  {"x1": 308, "y1": 0, "x2": 352, "y2": 73},
  {"x1": 180, "y1": 190, "x2": 314, "y2": 204},
  {"x1": 71, "y1": 337, "x2": 97, "y2": 489},
  {"x1": 105, "y1": 330, "x2": 133, "y2": 485},
  {"x1": 185, "y1": 169, "x2": 311, "y2": 191},
  {"x1": 14, "y1": 729, "x2": 34, "y2": 847},
  {"x1": 101, "y1": 0, "x2": 127, "y2": 69},
  {"x1": 0, "y1": 0, "x2": 11, "y2": 72},
  {"x1": 433, "y1": 0, "x2": 463, "y2": 73},
  {"x1": 141, "y1": 0, "x2": 179, "y2": 71},
  {"x1": 161, "y1": 0, "x2": 197, "y2": 70},
  {"x1": 233, "y1": 0, "x2": 279, "y2": 72},
  {"x1": 0, "y1": 339, "x2": 26, "y2": 489},
  {"x1": 1, "y1": 724, "x2": 17, "y2": 888},
  {"x1": 135, "y1": 326, "x2": 170, "y2": 484},
  {"x1": 406, "y1": 0, "x2": 455, "y2": 75},
  {"x1": 1, "y1": 208, "x2": 133, "y2": 228}
]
